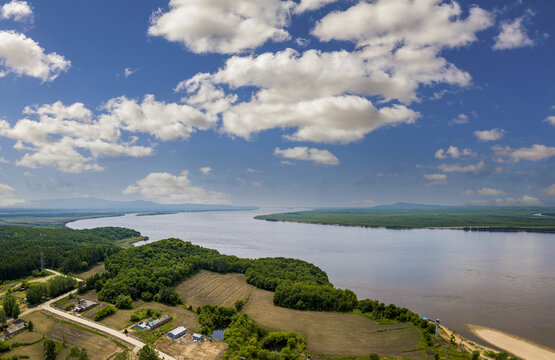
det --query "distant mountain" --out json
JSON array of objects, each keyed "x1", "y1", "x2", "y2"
[{"x1": 5, "y1": 197, "x2": 256, "y2": 212}]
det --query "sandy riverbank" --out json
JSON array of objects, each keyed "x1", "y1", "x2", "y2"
[{"x1": 468, "y1": 324, "x2": 555, "y2": 360}]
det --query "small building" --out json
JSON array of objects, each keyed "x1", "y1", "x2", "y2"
[
  {"x1": 135, "y1": 315, "x2": 172, "y2": 331},
  {"x1": 168, "y1": 326, "x2": 187, "y2": 339},
  {"x1": 4, "y1": 320, "x2": 28, "y2": 338},
  {"x1": 192, "y1": 333, "x2": 203, "y2": 342},
  {"x1": 74, "y1": 299, "x2": 98, "y2": 313}
]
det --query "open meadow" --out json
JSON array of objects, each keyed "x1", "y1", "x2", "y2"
[
  {"x1": 77, "y1": 263, "x2": 106, "y2": 279},
  {"x1": 6, "y1": 310, "x2": 128, "y2": 360},
  {"x1": 175, "y1": 270, "x2": 255, "y2": 308},
  {"x1": 242, "y1": 289, "x2": 425, "y2": 358}
]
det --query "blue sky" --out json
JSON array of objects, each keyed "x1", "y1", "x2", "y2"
[{"x1": 0, "y1": 0, "x2": 553, "y2": 207}]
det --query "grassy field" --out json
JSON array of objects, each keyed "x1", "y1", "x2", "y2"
[
  {"x1": 7, "y1": 310, "x2": 127, "y2": 360},
  {"x1": 77, "y1": 263, "x2": 106, "y2": 279},
  {"x1": 242, "y1": 289, "x2": 425, "y2": 358},
  {"x1": 175, "y1": 270, "x2": 255, "y2": 308},
  {"x1": 0, "y1": 211, "x2": 122, "y2": 228},
  {"x1": 255, "y1": 206, "x2": 555, "y2": 232}
]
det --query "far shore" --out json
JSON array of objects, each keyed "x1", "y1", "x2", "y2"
[{"x1": 468, "y1": 324, "x2": 555, "y2": 360}]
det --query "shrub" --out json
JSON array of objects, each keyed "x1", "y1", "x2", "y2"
[{"x1": 94, "y1": 306, "x2": 116, "y2": 321}]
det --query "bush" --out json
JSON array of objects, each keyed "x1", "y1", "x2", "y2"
[
  {"x1": 94, "y1": 306, "x2": 116, "y2": 321},
  {"x1": 141, "y1": 292, "x2": 153, "y2": 302},
  {"x1": 115, "y1": 295, "x2": 133, "y2": 309},
  {"x1": 369, "y1": 354, "x2": 380, "y2": 360}
]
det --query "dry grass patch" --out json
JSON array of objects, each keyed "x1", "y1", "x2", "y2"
[
  {"x1": 19, "y1": 311, "x2": 125, "y2": 360},
  {"x1": 77, "y1": 263, "x2": 106, "y2": 279},
  {"x1": 243, "y1": 289, "x2": 424, "y2": 358},
  {"x1": 156, "y1": 332, "x2": 228, "y2": 360},
  {"x1": 175, "y1": 270, "x2": 255, "y2": 308}
]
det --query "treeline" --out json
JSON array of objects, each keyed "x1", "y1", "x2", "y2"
[
  {"x1": 26, "y1": 276, "x2": 77, "y2": 305},
  {"x1": 196, "y1": 305, "x2": 306, "y2": 360},
  {"x1": 94, "y1": 238, "x2": 328, "y2": 306},
  {"x1": 0, "y1": 226, "x2": 136, "y2": 281},
  {"x1": 274, "y1": 281, "x2": 358, "y2": 312}
]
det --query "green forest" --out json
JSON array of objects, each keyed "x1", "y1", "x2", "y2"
[
  {"x1": 255, "y1": 206, "x2": 555, "y2": 232},
  {"x1": 0, "y1": 226, "x2": 139, "y2": 281}
]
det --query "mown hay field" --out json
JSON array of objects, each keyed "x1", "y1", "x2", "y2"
[
  {"x1": 175, "y1": 270, "x2": 255, "y2": 308},
  {"x1": 242, "y1": 289, "x2": 425, "y2": 359},
  {"x1": 77, "y1": 263, "x2": 106, "y2": 279},
  {"x1": 14, "y1": 311, "x2": 125, "y2": 360}
]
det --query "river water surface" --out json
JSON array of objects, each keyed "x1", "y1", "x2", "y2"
[{"x1": 67, "y1": 209, "x2": 555, "y2": 349}]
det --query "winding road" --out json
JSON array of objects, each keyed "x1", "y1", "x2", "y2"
[{"x1": 18, "y1": 270, "x2": 176, "y2": 360}]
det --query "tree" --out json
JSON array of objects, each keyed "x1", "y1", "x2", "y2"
[
  {"x1": 369, "y1": 354, "x2": 380, "y2": 360},
  {"x1": 115, "y1": 295, "x2": 133, "y2": 309},
  {"x1": 26, "y1": 284, "x2": 47, "y2": 306},
  {"x1": 2, "y1": 293, "x2": 16, "y2": 318},
  {"x1": 12, "y1": 303, "x2": 20, "y2": 319},
  {"x1": 472, "y1": 351, "x2": 480, "y2": 360},
  {"x1": 78, "y1": 348, "x2": 89, "y2": 360},
  {"x1": 138, "y1": 345, "x2": 161, "y2": 360},
  {"x1": 44, "y1": 339, "x2": 57, "y2": 360},
  {"x1": 28, "y1": 320, "x2": 34, "y2": 332},
  {"x1": 0, "y1": 309, "x2": 6, "y2": 325}
]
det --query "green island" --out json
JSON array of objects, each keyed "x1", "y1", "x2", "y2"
[
  {"x1": 0, "y1": 225, "x2": 519, "y2": 360},
  {"x1": 254, "y1": 205, "x2": 555, "y2": 233}
]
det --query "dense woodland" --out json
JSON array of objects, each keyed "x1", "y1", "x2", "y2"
[
  {"x1": 0, "y1": 226, "x2": 138, "y2": 281},
  {"x1": 95, "y1": 238, "x2": 328, "y2": 305}
]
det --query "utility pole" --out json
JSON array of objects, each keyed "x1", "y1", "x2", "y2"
[{"x1": 40, "y1": 233, "x2": 44, "y2": 272}]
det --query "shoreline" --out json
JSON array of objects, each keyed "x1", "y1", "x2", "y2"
[{"x1": 467, "y1": 324, "x2": 555, "y2": 360}]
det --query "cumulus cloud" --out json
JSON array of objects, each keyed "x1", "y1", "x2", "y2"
[
  {"x1": 474, "y1": 128, "x2": 504, "y2": 142},
  {"x1": 0, "y1": 0, "x2": 32, "y2": 22},
  {"x1": 0, "y1": 183, "x2": 24, "y2": 206},
  {"x1": 0, "y1": 96, "x2": 217, "y2": 173},
  {"x1": 477, "y1": 188, "x2": 506, "y2": 196},
  {"x1": 492, "y1": 144, "x2": 555, "y2": 162},
  {"x1": 449, "y1": 114, "x2": 469, "y2": 125},
  {"x1": 313, "y1": 0, "x2": 493, "y2": 49},
  {"x1": 493, "y1": 17, "x2": 534, "y2": 50},
  {"x1": 148, "y1": 0, "x2": 294, "y2": 54},
  {"x1": 543, "y1": 116, "x2": 555, "y2": 126},
  {"x1": 544, "y1": 184, "x2": 555, "y2": 196},
  {"x1": 123, "y1": 170, "x2": 231, "y2": 204},
  {"x1": 199, "y1": 166, "x2": 212, "y2": 175},
  {"x1": 274, "y1": 146, "x2": 340, "y2": 165},
  {"x1": 0, "y1": 30, "x2": 70, "y2": 81},
  {"x1": 424, "y1": 173, "x2": 447, "y2": 186},
  {"x1": 438, "y1": 160, "x2": 485, "y2": 173},
  {"x1": 294, "y1": 0, "x2": 337, "y2": 14},
  {"x1": 435, "y1": 146, "x2": 474, "y2": 159}
]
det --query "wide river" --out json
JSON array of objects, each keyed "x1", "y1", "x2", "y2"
[{"x1": 68, "y1": 209, "x2": 555, "y2": 350}]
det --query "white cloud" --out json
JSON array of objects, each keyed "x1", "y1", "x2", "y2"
[
  {"x1": 439, "y1": 161, "x2": 485, "y2": 173},
  {"x1": 0, "y1": 30, "x2": 70, "y2": 81},
  {"x1": 0, "y1": 183, "x2": 24, "y2": 206},
  {"x1": 0, "y1": 157, "x2": 8, "y2": 163},
  {"x1": 222, "y1": 95, "x2": 418, "y2": 144},
  {"x1": 200, "y1": 166, "x2": 212, "y2": 175},
  {"x1": 462, "y1": 189, "x2": 475, "y2": 196},
  {"x1": 313, "y1": 0, "x2": 493, "y2": 49},
  {"x1": 431, "y1": 90, "x2": 448, "y2": 100},
  {"x1": 474, "y1": 128, "x2": 504, "y2": 142},
  {"x1": 123, "y1": 170, "x2": 230, "y2": 204},
  {"x1": 123, "y1": 67, "x2": 138, "y2": 78},
  {"x1": 100, "y1": 94, "x2": 217, "y2": 141},
  {"x1": 280, "y1": 160, "x2": 294, "y2": 165},
  {"x1": 0, "y1": 96, "x2": 218, "y2": 173},
  {"x1": 424, "y1": 173, "x2": 447, "y2": 186},
  {"x1": 492, "y1": 144, "x2": 555, "y2": 162},
  {"x1": 294, "y1": 0, "x2": 337, "y2": 14},
  {"x1": 0, "y1": 0, "x2": 32, "y2": 22},
  {"x1": 544, "y1": 184, "x2": 555, "y2": 196},
  {"x1": 494, "y1": 195, "x2": 542, "y2": 206},
  {"x1": 176, "y1": 73, "x2": 238, "y2": 115},
  {"x1": 274, "y1": 146, "x2": 340, "y2": 165},
  {"x1": 252, "y1": 181, "x2": 263, "y2": 187},
  {"x1": 493, "y1": 17, "x2": 534, "y2": 50},
  {"x1": 148, "y1": 0, "x2": 295, "y2": 54},
  {"x1": 543, "y1": 116, "x2": 555, "y2": 126},
  {"x1": 435, "y1": 146, "x2": 474, "y2": 159},
  {"x1": 477, "y1": 188, "x2": 506, "y2": 196},
  {"x1": 295, "y1": 37, "x2": 310, "y2": 47},
  {"x1": 246, "y1": 168, "x2": 260, "y2": 173},
  {"x1": 449, "y1": 113, "x2": 469, "y2": 125}
]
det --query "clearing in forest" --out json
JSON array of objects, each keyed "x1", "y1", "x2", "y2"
[
  {"x1": 242, "y1": 289, "x2": 426, "y2": 359},
  {"x1": 77, "y1": 263, "x2": 106, "y2": 279},
  {"x1": 175, "y1": 270, "x2": 255, "y2": 308}
]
